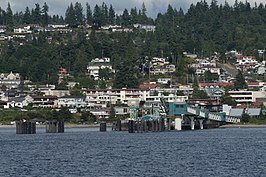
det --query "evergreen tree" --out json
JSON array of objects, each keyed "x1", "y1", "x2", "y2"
[
  {"x1": 86, "y1": 3, "x2": 93, "y2": 24},
  {"x1": 101, "y1": 2, "x2": 109, "y2": 25},
  {"x1": 42, "y1": 2, "x2": 49, "y2": 26},
  {"x1": 33, "y1": 3, "x2": 41, "y2": 24},
  {"x1": 93, "y1": 4, "x2": 102, "y2": 27},
  {"x1": 109, "y1": 5, "x2": 115, "y2": 25},
  {"x1": 23, "y1": 6, "x2": 31, "y2": 24},
  {"x1": 121, "y1": 9, "x2": 131, "y2": 26},
  {"x1": 5, "y1": 3, "x2": 13, "y2": 28},
  {"x1": 74, "y1": 2, "x2": 84, "y2": 25},
  {"x1": 234, "y1": 70, "x2": 247, "y2": 90},
  {"x1": 65, "y1": 3, "x2": 75, "y2": 26},
  {"x1": 130, "y1": 7, "x2": 138, "y2": 24},
  {"x1": 220, "y1": 92, "x2": 237, "y2": 106}
]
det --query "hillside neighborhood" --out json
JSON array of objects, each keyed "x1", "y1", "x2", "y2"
[{"x1": 1, "y1": 46, "x2": 266, "y2": 121}]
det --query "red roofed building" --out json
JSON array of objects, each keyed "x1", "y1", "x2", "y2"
[
  {"x1": 236, "y1": 56, "x2": 257, "y2": 68},
  {"x1": 58, "y1": 67, "x2": 69, "y2": 84},
  {"x1": 247, "y1": 82, "x2": 266, "y2": 88},
  {"x1": 199, "y1": 82, "x2": 234, "y2": 89},
  {"x1": 58, "y1": 67, "x2": 68, "y2": 75},
  {"x1": 139, "y1": 83, "x2": 159, "y2": 90}
]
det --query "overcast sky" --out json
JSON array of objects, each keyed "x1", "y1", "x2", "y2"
[{"x1": 0, "y1": 0, "x2": 265, "y2": 18}]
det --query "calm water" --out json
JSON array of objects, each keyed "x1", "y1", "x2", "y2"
[{"x1": 0, "y1": 127, "x2": 265, "y2": 177}]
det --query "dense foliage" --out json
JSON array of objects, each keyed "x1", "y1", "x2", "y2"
[{"x1": 1, "y1": 1, "x2": 266, "y2": 88}]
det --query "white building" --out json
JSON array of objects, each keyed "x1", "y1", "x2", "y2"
[
  {"x1": 195, "y1": 67, "x2": 221, "y2": 75},
  {"x1": 58, "y1": 96, "x2": 88, "y2": 108},
  {"x1": 157, "y1": 78, "x2": 171, "y2": 84},
  {"x1": 133, "y1": 24, "x2": 156, "y2": 32},
  {"x1": 0, "y1": 72, "x2": 21, "y2": 89},
  {"x1": 236, "y1": 56, "x2": 258, "y2": 69},
  {"x1": 84, "y1": 88, "x2": 188, "y2": 109},
  {"x1": 228, "y1": 90, "x2": 266, "y2": 104},
  {"x1": 0, "y1": 25, "x2": 6, "y2": 33},
  {"x1": 87, "y1": 58, "x2": 115, "y2": 80},
  {"x1": 14, "y1": 25, "x2": 32, "y2": 33}
]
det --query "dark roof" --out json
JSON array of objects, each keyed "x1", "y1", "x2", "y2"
[
  {"x1": 32, "y1": 95, "x2": 58, "y2": 99},
  {"x1": 59, "y1": 96, "x2": 86, "y2": 99},
  {"x1": 8, "y1": 97, "x2": 26, "y2": 102}
]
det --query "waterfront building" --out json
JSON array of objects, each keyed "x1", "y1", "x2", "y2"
[
  {"x1": 228, "y1": 90, "x2": 266, "y2": 104},
  {"x1": 58, "y1": 96, "x2": 88, "y2": 108}
]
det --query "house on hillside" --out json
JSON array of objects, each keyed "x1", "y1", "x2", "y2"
[
  {"x1": 133, "y1": 24, "x2": 156, "y2": 32},
  {"x1": 87, "y1": 58, "x2": 115, "y2": 80},
  {"x1": 0, "y1": 25, "x2": 6, "y2": 33},
  {"x1": 4, "y1": 96, "x2": 32, "y2": 109},
  {"x1": 31, "y1": 95, "x2": 58, "y2": 108},
  {"x1": 0, "y1": 72, "x2": 21, "y2": 89},
  {"x1": 14, "y1": 25, "x2": 32, "y2": 33},
  {"x1": 58, "y1": 96, "x2": 87, "y2": 108},
  {"x1": 236, "y1": 56, "x2": 258, "y2": 70}
]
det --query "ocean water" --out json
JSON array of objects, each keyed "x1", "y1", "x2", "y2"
[{"x1": 0, "y1": 127, "x2": 265, "y2": 177}]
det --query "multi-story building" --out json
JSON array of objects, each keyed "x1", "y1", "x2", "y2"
[
  {"x1": 87, "y1": 58, "x2": 115, "y2": 80},
  {"x1": 31, "y1": 95, "x2": 58, "y2": 108},
  {"x1": 0, "y1": 72, "x2": 21, "y2": 89},
  {"x1": 84, "y1": 88, "x2": 188, "y2": 109},
  {"x1": 84, "y1": 88, "x2": 146, "y2": 108},
  {"x1": 228, "y1": 90, "x2": 266, "y2": 104},
  {"x1": 58, "y1": 96, "x2": 88, "y2": 108}
]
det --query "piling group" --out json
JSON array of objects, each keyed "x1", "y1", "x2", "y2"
[
  {"x1": 112, "y1": 118, "x2": 180, "y2": 133},
  {"x1": 15, "y1": 120, "x2": 65, "y2": 134}
]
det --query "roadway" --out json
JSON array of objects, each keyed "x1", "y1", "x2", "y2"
[{"x1": 217, "y1": 62, "x2": 238, "y2": 77}]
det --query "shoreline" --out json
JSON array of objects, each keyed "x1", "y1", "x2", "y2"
[
  {"x1": 1, "y1": 124, "x2": 266, "y2": 129},
  {"x1": 0, "y1": 124, "x2": 113, "y2": 129},
  {"x1": 219, "y1": 124, "x2": 266, "y2": 128}
]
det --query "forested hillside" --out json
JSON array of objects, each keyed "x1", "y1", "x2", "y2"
[{"x1": 0, "y1": 1, "x2": 266, "y2": 88}]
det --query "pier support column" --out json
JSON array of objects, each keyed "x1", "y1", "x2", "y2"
[
  {"x1": 174, "y1": 117, "x2": 182, "y2": 131},
  {"x1": 100, "y1": 121, "x2": 107, "y2": 132},
  {"x1": 190, "y1": 117, "x2": 195, "y2": 130},
  {"x1": 199, "y1": 119, "x2": 204, "y2": 130},
  {"x1": 167, "y1": 118, "x2": 171, "y2": 131},
  {"x1": 128, "y1": 120, "x2": 135, "y2": 133}
]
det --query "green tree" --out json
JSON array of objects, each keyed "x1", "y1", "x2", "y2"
[
  {"x1": 33, "y1": 3, "x2": 41, "y2": 24},
  {"x1": 242, "y1": 113, "x2": 250, "y2": 123},
  {"x1": 58, "y1": 107, "x2": 72, "y2": 122},
  {"x1": 86, "y1": 3, "x2": 93, "y2": 24},
  {"x1": 23, "y1": 7, "x2": 31, "y2": 24},
  {"x1": 99, "y1": 68, "x2": 113, "y2": 80},
  {"x1": 109, "y1": 5, "x2": 115, "y2": 25},
  {"x1": 234, "y1": 70, "x2": 247, "y2": 90},
  {"x1": 65, "y1": 3, "x2": 76, "y2": 26},
  {"x1": 5, "y1": 2, "x2": 13, "y2": 28},
  {"x1": 220, "y1": 92, "x2": 237, "y2": 106},
  {"x1": 192, "y1": 87, "x2": 208, "y2": 99},
  {"x1": 42, "y1": 2, "x2": 49, "y2": 26},
  {"x1": 74, "y1": 2, "x2": 84, "y2": 25},
  {"x1": 204, "y1": 70, "x2": 219, "y2": 82}
]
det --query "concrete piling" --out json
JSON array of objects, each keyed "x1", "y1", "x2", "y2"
[
  {"x1": 128, "y1": 120, "x2": 134, "y2": 133},
  {"x1": 100, "y1": 121, "x2": 107, "y2": 132},
  {"x1": 116, "y1": 119, "x2": 122, "y2": 131},
  {"x1": 16, "y1": 121, "x2": 36, "y2": 134},
  {"x1": 167, "y1": 118, "x2": 171, "y2": 131},
  {"x1": 46, "y1": 121, "x2": 65, "y2": 133}
]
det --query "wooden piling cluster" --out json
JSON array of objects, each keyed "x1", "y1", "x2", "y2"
[
  {"x1": 16, "y1": 121, "x2": 36, "y2": 134},
  {"x1": 46, "y1": 121, "x2": 64, "y2": 133},
  {"x1": 113, "y1": 118, "x2": 167, "y2": 133}
]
